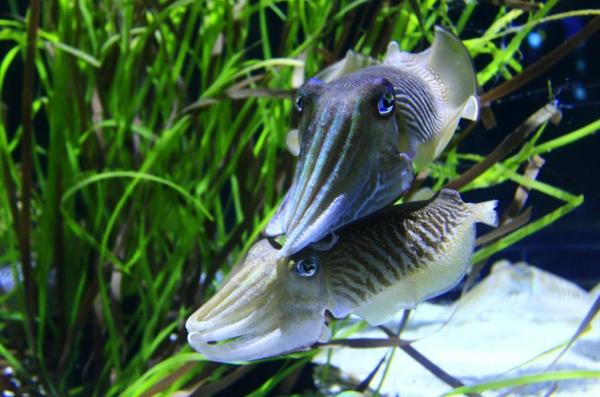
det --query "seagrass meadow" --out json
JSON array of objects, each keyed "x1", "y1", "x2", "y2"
[{"x1": 1, "y1": 0, "x2": 599, "y2": 396}]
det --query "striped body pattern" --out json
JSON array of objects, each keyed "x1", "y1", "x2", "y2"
[
  {"x1": 266, "y1": 27, "x2": 478, "y2": 257},
  {"x1": 393, "y1": 71, "x2": 444, "y2": 144},
  {"x1": 328, "y1": 63, "x2": 451, "y2": 147},
  {"x1": 309, "y1": 189, "x2": 497, "y2": 324},
  {"x1": 341, "y1": 65, "x2": 445, "y2": 145},
  {"x1": 187, "y1": 189, "x2": 497, "y2": 362},
  {"x1": 318, "y1": 190, "x2": 468, "y2": 306}
]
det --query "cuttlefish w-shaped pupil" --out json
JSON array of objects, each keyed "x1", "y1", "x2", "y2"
[
  {"x1": 378, "y1": 91, "x2": 395, "y2": 116},
  {"x1": 295, "y1": 95, "x2": 303, "y2": 113},
  {"x1": 295, "y1": 256, "x2": 319, "y2": 277}
]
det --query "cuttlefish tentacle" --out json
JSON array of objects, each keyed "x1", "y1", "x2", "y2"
[
  {"x1": 267, "y1": 27, "x2": 478, "y2": 256},
  {"x1": 186, "y1": 239, "x2": 330, "y2": 363},
  {"x1": 187, "y1": 189, "x2": 497, "y2": 362}
]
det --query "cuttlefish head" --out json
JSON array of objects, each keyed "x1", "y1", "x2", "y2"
[
  {"x1": 186, "y1": 239, "x2": 331, "y2": 363},
  {"x1": 266, "y1": 75, "x2": 414, "y2": 257}
]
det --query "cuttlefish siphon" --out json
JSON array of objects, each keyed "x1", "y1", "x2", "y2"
[
  {"x1": 186, "y1": 190, "x2": 497, "y2": 362},
  {"x1": 266, "y1": 27, "x2": 479, "y2": 257}
]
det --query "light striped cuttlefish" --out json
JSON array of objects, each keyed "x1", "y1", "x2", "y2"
[
  {"x1": 266, "y1": 27, "x2": 479, "y2": 257},
  {"x1": 186, "y1": 190, "x2": 497, "y2": 362}
]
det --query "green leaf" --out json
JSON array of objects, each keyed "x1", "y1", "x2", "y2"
[{"x1": 444, "y1": 370, "x2": 600, "y2": 395}]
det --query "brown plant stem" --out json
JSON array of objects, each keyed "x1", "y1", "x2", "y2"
[
  {"x1": 502, "y1": 155, "x2": 545, "y2": 223},
  {"x1": 444, "y1": 102, "x2": 560, "y2": 191},
  {"x1": 480, "y1": 16, "x2": 600, "y2": 106},
  {"x1": 399, "y1": 344, "x2": 481, "y2": 397},
  {"x1": 475, "y1": 208, "x2": 531, "y2": 247},
  {"x1": 355, "y1": 353, "x2": 387, "y2": 392},
  {"x1": 192, "y1": 365, "x2": 255, "y2": 397},
  {"x1": 20, "y1": 0, "x2": 41, "y2": 350},
  {"x1": 320, "y1": 333, "x2": 481, "y2": 397},
  {"x1": 482, "y1": 0, "x2": 542, "y2": 12}
]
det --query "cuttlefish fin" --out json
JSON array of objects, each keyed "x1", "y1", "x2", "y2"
[
  {"x1": 265, "y1": 192, "x2": 289, "y2": 236},
  {"x1": 385, "y1": 27, "x2": 479, "y2": 168},
  {"x1": 461, "y1": 95, "x2": 479, "y2": 120},
  {"x1": 286, "y1": 129, "x2": 300, "y2": 156},
  {"x1": 405, "y1": 187, "x2": 435, "y2": 202},
  {"x1": 314, "y1": 50, "x2": 381, "y2": 83},
  {"x1": 469, "y1": 199, "x2": 499, "y2": 228}
]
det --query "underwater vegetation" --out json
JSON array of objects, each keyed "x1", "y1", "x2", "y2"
[{"x1": 0, "y1": 0, "x2": 599, "y2": 396}]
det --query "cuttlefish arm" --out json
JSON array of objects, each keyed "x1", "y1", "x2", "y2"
[
  {"x1": 268, "y1": 27, "x2": 478, "y2": 257},
  {"x1": 186, "y1": 239, "x2": 331, "y2": 363},
  {"x1": 186, "y1": 189, "x2": 497, "y2": 362}
]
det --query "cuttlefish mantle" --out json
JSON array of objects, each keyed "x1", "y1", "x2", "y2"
[
  {"x1": 187, "y1": 190, "x2": 497, "y2": 362},
  {"x1": 267, "y1": 27, "x2": 479, "y2": 257}
]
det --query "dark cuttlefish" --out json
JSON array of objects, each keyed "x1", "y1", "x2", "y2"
[
  {"x1": 266, "y1": 27, "x2": 479, "y2": 257},
  {"x1": 187, "y1": 190, "x2": 497, "y2": 362}
]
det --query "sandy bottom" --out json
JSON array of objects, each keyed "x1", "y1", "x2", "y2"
[{"x1": 314, "y1": 260, "x2": 600, "y2": 396}]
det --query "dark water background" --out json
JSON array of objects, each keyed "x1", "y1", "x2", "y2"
[{"x1": 458, "y1": 1, "x2": 600, "y2": 289}]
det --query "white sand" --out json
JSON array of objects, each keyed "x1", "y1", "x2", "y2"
[{"x1": 314, "y1": 260, "x2": 600, "y2": 396}]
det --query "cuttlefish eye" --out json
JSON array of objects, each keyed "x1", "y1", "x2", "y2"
[
  {"x1": 295, "y1": 94, "x2": 303, "y2": 113},
  {"x1": 295, "y1": 257, "x2": 319, "y2": 277},
  {"x1": 377, "y1": 91, "x2": 395, "y2": 116}
]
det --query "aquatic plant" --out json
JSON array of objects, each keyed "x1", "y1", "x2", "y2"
[{"x1": 0, "y1": 0, "x2": 598, "y2": 395}]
